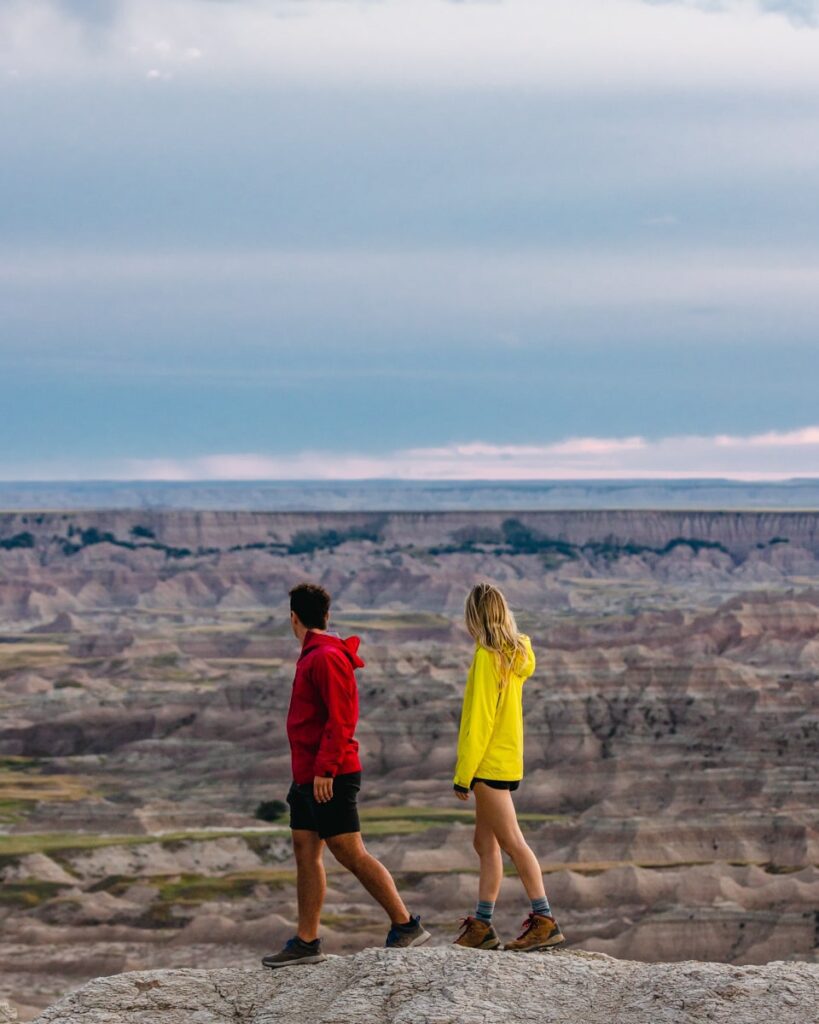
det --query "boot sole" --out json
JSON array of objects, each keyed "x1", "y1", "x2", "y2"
[
  {"x1": 262, "y1": 953, "x2": 327, "y2": 969},
  {"x1": 504, "y1": 934, "x2": 565, "y2": 952},
  {"x1": 453, "y1": 933, "x2": 502, "y2": 950},
  {"x1": 386, "y1": 928, "x2": 432, "y2": 949}
]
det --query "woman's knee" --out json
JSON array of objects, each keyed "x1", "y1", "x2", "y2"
[
  {"x1": 473, "y1": 831, "x2": 498, "y2": 858},
  {"x1": 497, "y1": 833, "x2": 529, "y2": 859}
]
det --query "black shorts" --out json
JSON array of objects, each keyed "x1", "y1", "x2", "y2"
[
  {"x1": 287, "y1": 771, "x2": 361, "y2": 839},
  {"x1": 471, "y1": 777, "x2": 520, "y2": 792}
]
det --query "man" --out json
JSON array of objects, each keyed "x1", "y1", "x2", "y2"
[{"x1": 262, "y1": 582, "x2": 430, "y2": 968}]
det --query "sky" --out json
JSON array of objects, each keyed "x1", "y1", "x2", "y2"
[{"x1": 2, "y1": 0, "x2": 819, "y2": 481}]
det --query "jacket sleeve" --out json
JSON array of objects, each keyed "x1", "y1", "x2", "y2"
[
  {"x1": 312, "y1": 652, "x2": 358, "y2": 778},
  {"x1": 519, "y1": 636, "x2": 536, "y2": 681},
  {"x1": 453, "y1": 648, "x2": 499, "y2": 789}
]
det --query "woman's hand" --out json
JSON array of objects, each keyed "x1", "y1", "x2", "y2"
[{"x1": 454, "y1": 786, "x2": 470, "y2": 801}]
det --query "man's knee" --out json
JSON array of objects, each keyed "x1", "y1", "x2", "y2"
[
  {"x1": 292, "y1": 830, "x2": 324, "y2": 864},
  {"x1": 326, "y1": 833, "x2": 367, "y2": 869}
]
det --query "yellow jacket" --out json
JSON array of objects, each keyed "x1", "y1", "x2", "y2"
[{"x1": 453, "y1": 636, "x2": 535, "y2": 789}]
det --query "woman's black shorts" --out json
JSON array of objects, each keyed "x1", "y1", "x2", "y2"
[
  {"x1": 287, "y1": 771, "x2": 362, "y2": 839},
  {"x1": 471, "y1": 777, "x2": 520, "y2": 792}
]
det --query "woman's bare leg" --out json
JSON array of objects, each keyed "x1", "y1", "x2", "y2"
[
  {"x1": 473, "y1": 783, "x2": 547, "y2": 901},
  {"x1": 473, "y1": 803, "x2": 504, "y2": 902}
]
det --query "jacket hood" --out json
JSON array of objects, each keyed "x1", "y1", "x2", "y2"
[
  {"x1": 300, "y1": 630, "x2": 365, "y2": 669},
  {"x1": 516, "y1": 634, "x2": 535, "y2": 679}
]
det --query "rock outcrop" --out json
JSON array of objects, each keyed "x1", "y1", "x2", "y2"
[{"x1": 32, "y1": 948, "x2": 819, "y2": 1024}]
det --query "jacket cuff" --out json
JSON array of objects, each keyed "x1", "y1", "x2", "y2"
[{"x1": 453, "y1": 783, "x2": 469, "y2": 794}]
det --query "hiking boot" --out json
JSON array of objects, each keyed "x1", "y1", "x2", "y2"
[
  {"x1": 385, "y1": 914, "x2": 431, "y2": 948},
  {"x1": 503, "y1": 913, "x2": 565, "y2": 952},
  {"x1": 261, "y1": 936, "x2": 326, "y2": 968},
  {"x1": 453, "y1": 916, "x2": 502, "y2": 950}
]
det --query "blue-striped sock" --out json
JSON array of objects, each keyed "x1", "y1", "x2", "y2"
[
  {"x1": 475, "y1": 900, "x2": 495, "y2": 923},
  {"x1": 531, "y1": 896, "x2": 551, "y2": 917}
]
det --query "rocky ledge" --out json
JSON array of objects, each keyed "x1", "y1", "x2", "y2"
[{"x1": 32, "y1": 947, "x2": 818, "y2": 1024}]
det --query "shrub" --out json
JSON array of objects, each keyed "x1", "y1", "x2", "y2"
[
  {"x1": 254, "y1": 799, "x2": 288, "y2": 823},
  {"x1": 0, "y1": 532, "x2": 34, "y2": 550}
]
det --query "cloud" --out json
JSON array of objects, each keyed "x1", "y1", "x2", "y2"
[
  {"x1": 4, "y1": 0, "x2": 819, "y2": 88},
  {"x1": 715, "y1": 426, "x2": 819, "y2": 447},
  {"x1": 4, "y1": 246, "x2": 819, "y2": 317},
  {"x1": 647, "y1": 0, "x2": 818, "y2": 23},
  {"x1": 755, "y1": 0, "x2": 817, "y2": 25},
  {"x1": 36, "y1": 425, "x2": 813, "y2": 480},
  {"x1": 52, "y1": 0, "x2": 119, "y2": 27}
]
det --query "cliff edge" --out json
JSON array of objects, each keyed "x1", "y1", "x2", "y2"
[{"x1": 32, "y1": 947, "x2": 818, "y2": 1024}]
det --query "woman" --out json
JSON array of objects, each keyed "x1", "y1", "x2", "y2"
[{"x1": 452, "y1": 582, "x2": 564, "y2": 952}]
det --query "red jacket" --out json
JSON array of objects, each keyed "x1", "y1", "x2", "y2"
[{"x1": 286, "y1": 631, "x2": 364, "y2": 784}]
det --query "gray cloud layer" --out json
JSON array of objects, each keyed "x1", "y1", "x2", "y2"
[{"x1": 2, "y1": 0, "x2": 818, "y2": 473}]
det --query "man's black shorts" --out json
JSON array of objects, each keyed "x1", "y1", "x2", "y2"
[{"x1": 287, "y1": 771, "x2": 361, "y2": 839}]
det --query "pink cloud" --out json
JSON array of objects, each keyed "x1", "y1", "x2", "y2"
[{"x1": 117, "y1": 426, "x2": 819, "y2": 481}]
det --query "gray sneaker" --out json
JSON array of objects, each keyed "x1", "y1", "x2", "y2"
[
  {"x1": 385, "y1": 914, "x2": 431, "y2": 949},
  {"x1": 262, "y1": 936, "x2": 326, "y2": 969}
]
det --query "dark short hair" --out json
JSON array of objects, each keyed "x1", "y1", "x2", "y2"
[{"x1": 289, "y1": 582, "x2": 331, "y2": 630}]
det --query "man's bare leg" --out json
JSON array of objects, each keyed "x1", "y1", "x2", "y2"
[
  {"x1": 325, "y1": 832, "x2": 408, "y2": 924},
  {"x1": 293, "y1": 829, "x2": 326, "y2": 941}
]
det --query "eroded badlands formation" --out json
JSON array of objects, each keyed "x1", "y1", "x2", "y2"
[{"x1": 0, "y1": 511, "x2": 817, "y2": 1019}]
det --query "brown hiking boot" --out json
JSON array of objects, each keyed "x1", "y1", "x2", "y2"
[
  {"x1": 503, "y1": 913, "x2": 565, "y2": 952},
  {"x1": 453, "y1": 916, "x2": 502, "y2": 950}
]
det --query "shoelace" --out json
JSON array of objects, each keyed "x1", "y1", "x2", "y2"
[
  {"x1": 455, "y1": 916, "x2": 484, "y2": 941},
  {"x1": 514, "y1": 913, "x2": 537, "y2": 940},
  {"x1": 387, "y1": 916, "x2": 419, "y2": 944},
  {"x1": 285, "y1": 937, "x2": 313, "y2": 952}
]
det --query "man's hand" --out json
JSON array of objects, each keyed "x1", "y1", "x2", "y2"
[
  {"x1": 314, "y1": 775, "x2": 334, "y2": 803},
  {"x1": 454, "y1": 787, "x2": 470, "y2": 802}
]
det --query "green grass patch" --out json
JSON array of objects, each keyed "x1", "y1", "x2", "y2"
[
  {"x1": 358, "y1": 820, "x2": 437, "y2": 836},
  {"x1": 156, "y1": 869, "x2": 296, "y2": 904},
  {"x1": 54, "y1": 678, "x2": 84, "y2": 689},
  {"x1": 321, "y1": 912, "x2": 381, "y2": 929},
  {"x1": 0, "y1": 880, "x2": 69, "y2": 908},
  {"x1": 0, "y1": 798, "x2": 32, "y2": 823},
  {"x1": 334, "y1": 612, "x2": 453, "y2": 632},
  {"x1": 359, "y1": 806, "x2": 567, "y2": 826},
  {"x1": 87, "y1": 874, "x2": 138, "y2": 896},
  {"x1": 0, "y1": 757, "x2": 42, "y2": 773},
  {"x1": 0, "y1": 826, "x2": 290, "y2": 859},
  {"x1": 148, "y1": 653, "x2": 180, "y2": 669},
  {"x1": 0, "y1": 809, "x2": 567, "y2": 861}
]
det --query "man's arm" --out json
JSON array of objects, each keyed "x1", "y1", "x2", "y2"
[{"x1": 312, "y1": 651, "x2": 358, "y2": 801}]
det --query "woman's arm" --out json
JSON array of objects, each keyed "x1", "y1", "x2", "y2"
[{"x1": 453, "y1": 648, "x2": 499, "y2": 792}]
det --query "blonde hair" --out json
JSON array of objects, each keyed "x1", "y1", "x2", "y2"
[{"x1": 464, "y1": 582, "x2": 528, "y2": 688}]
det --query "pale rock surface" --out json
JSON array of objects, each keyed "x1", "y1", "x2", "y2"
[{"x1": 33, "y1": 948, "x2": 818, "y2": 1024}]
